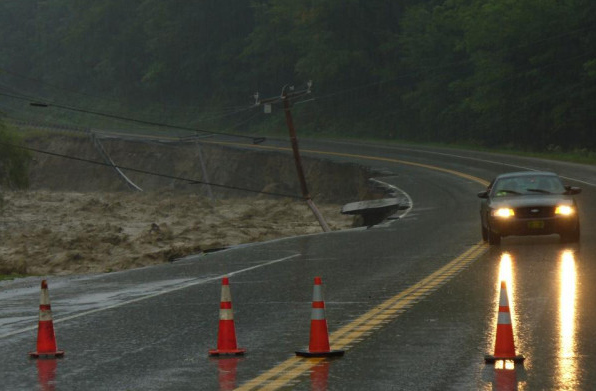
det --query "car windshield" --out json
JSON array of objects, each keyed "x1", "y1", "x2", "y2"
[{"x1": 491, "y1": 175, "x2": 565, "y2": 197}]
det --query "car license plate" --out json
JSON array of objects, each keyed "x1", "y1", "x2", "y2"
[{"x1": 528, "y1": 221, "x2": 545, "y2": 229}]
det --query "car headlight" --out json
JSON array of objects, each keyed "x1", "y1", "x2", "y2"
[
  {"x1": 492, "y1": 208, "x2": 515, "y2": 218},
  {"x1": 555, "y1": 205, "x2": 575, "y2": 216}
]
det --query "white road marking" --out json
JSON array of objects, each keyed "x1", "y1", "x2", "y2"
[
  {"x1": 367, "y1": 178, "x2": 414, "y2": 223},
  {"x1": 0, "y1": 254, "x2": 301, "y2": 339}
]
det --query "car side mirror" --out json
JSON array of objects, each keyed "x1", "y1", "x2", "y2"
[
  {"x1": 565, "y1": 185, "x2": 582, "y2": 195},
  {"x1": 477, "y1": 190, "x2": 489, "y2": 199}
]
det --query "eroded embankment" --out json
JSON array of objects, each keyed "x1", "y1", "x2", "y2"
[
  {"x1": 26, "y1": 134, "x2": 372, "y2": 201},
  {"x1": 0, "y1": 133, "x2": 376, "y2": 276}
]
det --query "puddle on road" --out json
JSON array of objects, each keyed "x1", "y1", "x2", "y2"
[
  {"x1": 484, "y1": 247, "x2": 581, "y2": 390},
  {"x1": 557, "y1": 250, "x2": 578, "y2": 390},
  {"x1": 0, "y1": 277, "x2": 201, "y2": 336}
]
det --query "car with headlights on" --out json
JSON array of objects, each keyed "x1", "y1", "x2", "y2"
[{"x1": 478, "y1": 171, "x2": 581, "y2": 245}]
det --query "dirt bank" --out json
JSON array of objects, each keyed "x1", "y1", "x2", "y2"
[
  {"x1": 26, "y1": 133, "x2": 371, "y2": 202},
  {"x1": 0, "y1": 131, "x2": 374, "y2": 276}
]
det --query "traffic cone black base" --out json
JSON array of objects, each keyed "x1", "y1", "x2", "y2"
[
  {"x1": 29, "y1": 351, "x2": 65, "y2": 359},
  {"x1": 295, "y1": 349, "x2": 344, "y2": 358},
  {"x1": 484, "y1": 355, "x2": 524, "y2": 364},
  {"x1": 208, "y1": 348, "x2": 246, "y2": 357}
]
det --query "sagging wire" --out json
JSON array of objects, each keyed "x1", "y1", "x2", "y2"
[
  {"x1": 0, "y1": 91, "x2": 266, "y2": 144},
  {"x1": 0, "y1": 142, "x2": 302, "y2": 200}
]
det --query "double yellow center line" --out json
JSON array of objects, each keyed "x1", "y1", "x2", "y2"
[
  {"x1": 237, "y1": 242, "x2": 488, "y2": 390},
  {"x1": 199, "y1": 140, "x2": 491, "y2": 188}
]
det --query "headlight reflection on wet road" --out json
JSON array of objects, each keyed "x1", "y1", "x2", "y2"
[
  {"x1": 558, "y1": 250, "x2": 577, "y2": 388},
  {"x1": 489, "y1": 253, "x2": 521, "y2": 390},
  {"x1": 498, "y1": 252, "x2": 515, "y2": 320},
  {"x1": 494, "y1": 359, "x2": 515, "y2": 370}
]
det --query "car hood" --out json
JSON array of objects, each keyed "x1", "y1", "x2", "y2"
[{"x1": 489, "y1": 195, "x2": 575, "y2": 208}]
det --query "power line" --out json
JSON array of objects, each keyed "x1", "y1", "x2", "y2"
[
  {"x1": 0, "y1": 91, "x2": 266, "y2": 144},
  {"x1": 2, "y1": 20, "x2": 593, "y2": 145},
  {"x1": 1, "y1": 142, "x2": 302, "y2": 200}
]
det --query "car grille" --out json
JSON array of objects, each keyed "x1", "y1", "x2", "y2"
[{"x1": 514, "y1": 206, "x2": 555, "y2": 218}]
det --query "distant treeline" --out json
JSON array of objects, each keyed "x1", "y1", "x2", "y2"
[{"x1": 1, "y1": 0, "x2": 595, "y2": 151}]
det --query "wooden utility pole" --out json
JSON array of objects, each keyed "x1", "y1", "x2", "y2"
[{"x1": 258, "y1": 83, "x2": 330, "y2": 232}]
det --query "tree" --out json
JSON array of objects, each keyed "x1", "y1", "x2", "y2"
[
  {"x1": 398, "y1": 0, "x2": 596, "y2": 150},
  {"x1": 0, "y1": 117, "x2": 30, "y2": 189}
]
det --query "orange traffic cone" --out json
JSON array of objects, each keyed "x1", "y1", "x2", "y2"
[
  {"x1": 29, "y1": 280, "x2": 65, "y2": 358},
  {"x1": 485, "y1": 281, "x2": 524, "y2": 364},
  {"x1": 296, "y1": 277, "x2": 344, "y2": 357},
  {"x1": 209, "y1": 277, "x2": 246, "y2": 356}
]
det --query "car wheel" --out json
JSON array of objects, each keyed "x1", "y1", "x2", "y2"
[
  {"x1": 481, "y1": 225, "x2": 488, "y2": 241},
  {"x1": 488, "y1": 227, "x2": 501, "y2": 245},
  {"x1": 561, "y1": 223, "x2": 580, "y2": 243}
]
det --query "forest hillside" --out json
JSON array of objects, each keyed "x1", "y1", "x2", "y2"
[{"x1": 0, "y1": 1, "x2": 595, "y2": 151}]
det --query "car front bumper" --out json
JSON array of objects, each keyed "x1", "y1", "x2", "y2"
[{"x1": 489, "y1": 216, "x2": 578, "y2": 237}]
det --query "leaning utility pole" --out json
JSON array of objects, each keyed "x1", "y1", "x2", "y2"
[{"x1": 256, "y1": 82, "x2": 330, "y2": 232}]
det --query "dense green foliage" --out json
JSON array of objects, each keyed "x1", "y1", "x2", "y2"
[
  {"x1": 0, "y1": 0, "x2": 594, "y2": 151},
  {"x1": 0, "y1": 117, "x2": 30, "y2": 189}
]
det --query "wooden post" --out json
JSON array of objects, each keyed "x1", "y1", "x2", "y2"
[{"x1": 282, "y1": 95, "x2": 330, "y2": 232}]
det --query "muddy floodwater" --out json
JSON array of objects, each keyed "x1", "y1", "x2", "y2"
[{"x1": 0, "y1": 191, "x2": 352, "y2": 275}]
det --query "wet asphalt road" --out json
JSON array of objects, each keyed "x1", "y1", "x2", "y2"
[{"x1": 1, "y1": 140, "x2": 596, "y2": 390}]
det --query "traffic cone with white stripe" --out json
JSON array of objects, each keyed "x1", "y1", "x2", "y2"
[
  {"x1": 485, "y1": 281, "x2": 524, "y2": 364},
  {"x1": 29, "y1": 280, "x2": 64, "y2": 358},
  {"x1": 296, "y1": 277, "x2": 344, "y2": 357},
  {"x1": 209, "y1": 277, "x2": 246, "y2": 356}
]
